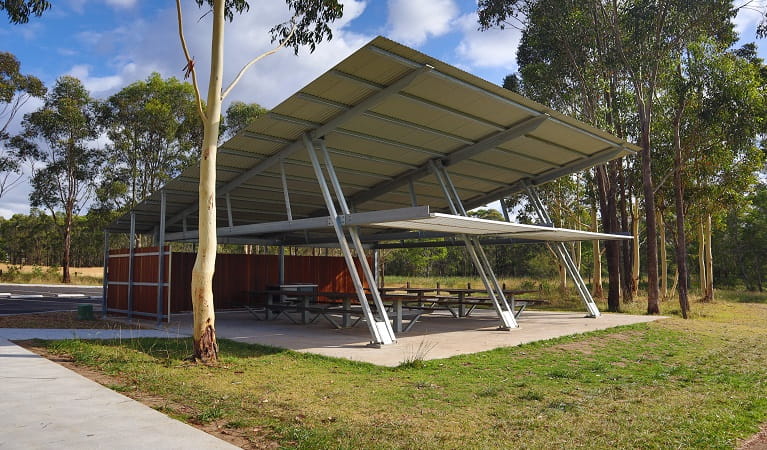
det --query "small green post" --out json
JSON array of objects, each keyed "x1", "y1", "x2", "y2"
[{"x1": 77, "y1": 304, "x2": 94, "y2": 320}]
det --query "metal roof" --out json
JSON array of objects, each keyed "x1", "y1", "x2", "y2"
[{"x1": 111, "y1": 36, "x2": 637, "y2": 243}]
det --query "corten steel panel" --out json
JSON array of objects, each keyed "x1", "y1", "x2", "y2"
[
  {"x1": 106, "y1": 246, "x2": 170, "y2": 316},
  {"x1": 168, "y1": 253, "x2": 369, "y2": 312}
]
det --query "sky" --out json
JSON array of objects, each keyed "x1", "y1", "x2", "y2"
[{"x1": 1, "y1": 0, "x2": 766, "y2": 218}]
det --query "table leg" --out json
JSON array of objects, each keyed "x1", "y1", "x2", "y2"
[
  {"x1": 458, "y1": 292, "x2": 466, "y2": 317},
  {"x1": 302, "y1": 296, "x2": 310, "y2": 324},
  {"x1": 266, "y1": 295, "x2": 273, "y2": 320},
  {"x1": 394, "y1": 299, "x2": 403, "y2": 333},
  {"x1": 342, "y1": 296, "x2": 351, "y2": 328}
]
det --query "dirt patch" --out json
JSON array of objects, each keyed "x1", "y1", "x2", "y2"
[
  {"x1": 16, "y1": 341, "x2": 279, "y2": 449},
  {"x1": 740, "y1": 423, "x2": 767, "y2": 450},
  {"x1": 0, "y1": 311, "x2": 150, "y2": 330},
  {"x1": 551, "y1": 329, "x2": 644, "y2": 355}
]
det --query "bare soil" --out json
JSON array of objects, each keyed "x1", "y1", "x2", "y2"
[
  {"x1": 16, "y1": 341, "x2": 279, "y2": 449},
  {"x1": 740, "y1": 423, "x2": 767, "y2": 450}
]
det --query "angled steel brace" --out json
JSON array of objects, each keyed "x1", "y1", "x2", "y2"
[
  {"x1": 303, "y1": 135, "x2": 396, "y2": 345},
  {"x1": 316, "y1": 138, "x2": 396, "y2": 343},
  {"x1": 524, "y1": 184, "x2": 601, "y2": 317},
  {"x1": 429, "y1": 160, "x2": 518, "y2": 329}
]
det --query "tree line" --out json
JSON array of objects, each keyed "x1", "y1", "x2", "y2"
[
  {"x1": 0, "y1": 54, "x2": 266, "y2": 280},
  {"x1": 1, "y1": 1, "x2": 766, "y2": 312}
]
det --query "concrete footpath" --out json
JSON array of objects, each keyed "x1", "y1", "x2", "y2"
[{"x1": 0, "y1": 330, "x2": 238, "y2": 449}]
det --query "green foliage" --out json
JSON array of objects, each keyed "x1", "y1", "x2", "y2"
[
  {"x1": 99, "y1": 73, "x2": 202, "y2": 209},
  {"x1": 0, "y1": 0, "x2": 50, "y2": 24},
  {"x1": 221, "y1": 100, "x2": 267, "y2": 140},
  {"x1": 192, "y1": 0, "x2": 343, "y2": 54},
  {"x1": 0, "y1": 51, "x2": 46, "y2": 198}
]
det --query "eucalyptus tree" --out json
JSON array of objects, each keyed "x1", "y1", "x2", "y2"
[
  {"x1": 99, "y1": 73, "x2": 202, "y2": 210},
  {"x1": 221, "y1": 100, "x2": 267, "y2": 140},
  {"x1": 481, "y1": 0, "x2": 635, "y2": 311},
  {"x1": 0, "y1": 52, "x2": 45, "y2": 199},
  {"x1": 176, "y1": 0, "x2": 343, "y2": 362},
  {"x1": 479, "y1": 0, "x2": 737, "y2": 314},
  {"x1": 1, "y1": 0, "x2": 50, "y2": 23},
  {"x1": 662, "y1": 41, "x2": 766, "y2": 306},
  {"x1": 13, "y1": 76, "x2": 102, "y2": 283}
]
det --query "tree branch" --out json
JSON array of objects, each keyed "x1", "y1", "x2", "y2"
[
  {"x1": 176, "y1": 0, "x2": 207, "y2": 122},
  {"x1": 221, "y1": 18, "x2": 298, "y2": 100}
]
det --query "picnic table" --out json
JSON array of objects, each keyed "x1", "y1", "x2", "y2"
[{"x1": 247, "y1": 285, "x2": 547, "y2": 333}]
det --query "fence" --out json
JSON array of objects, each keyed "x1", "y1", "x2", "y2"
[{"x1": 106, "y1": 248, "x2": 368, "y2": 322}]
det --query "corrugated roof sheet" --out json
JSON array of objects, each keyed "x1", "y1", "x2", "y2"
[{"x1": 111, "y1": 36, "x2": 637, "y2": 243}]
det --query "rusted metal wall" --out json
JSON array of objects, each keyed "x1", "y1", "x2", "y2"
[
  {"x1": 106, "y1": 246, "x2": 170, "y2": 318},
  {"x1": 107, "y1": 249, "x2": 368, "y2": 315}
]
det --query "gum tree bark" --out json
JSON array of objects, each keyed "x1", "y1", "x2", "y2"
[{"x1": 191, "y1": 0, "x2": 225, "y2": 362}]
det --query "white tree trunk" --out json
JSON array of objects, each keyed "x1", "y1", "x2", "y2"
[
  {"x1": 631, "y1": 198, "x2": 640, "y2": 298},
  {"x1": 705, "y1": 213, "x2": 714, "y2": 301},
  {"x1": 591, "y1": 207, "x2": 603, "y2": 298},
  {"x1": 698, "y1": 220, "x2": 706, "y2": 298},
  {"x1": 191, "y1": 0, "x2": 225, "y2": 362},
  {"x1": 658, "y1": 210, "x2": 668, "y2": 300}
]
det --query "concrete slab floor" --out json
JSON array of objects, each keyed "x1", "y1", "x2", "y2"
[{"x1": 162, "y1": 310, "x2": 665, "y2": 367}]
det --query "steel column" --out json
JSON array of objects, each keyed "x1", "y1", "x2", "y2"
[
  {"x1": 101, "y1": 230, "x2": 109, "y2": 319},
  {"x1": 429, "y1": 160, "x2": 517, "y2": 329},
  {"x1": 318, "y1": 139, "x2": 395, "y2": 339},
  {"x1": 280, "y1": 159, "x2": 293, "y2": 221},
  {"x1": 304, "y1": 135, "x2": 395, "y2": 345},
  {"x1": 408, "y1": 178, "x2": 417, "y2": 207},
  {"x1": 156, "y1": 190, "x2": 166, "y2": 325},
  {"x1": 225, "y1": 193, "x2": 233, "y2": 227},
  {"x1": 526, "y1": 185, "x2": 601, "y2": 317},
  {"x1": 127, "y1": 211, "x2": 136, "y2": 320}
]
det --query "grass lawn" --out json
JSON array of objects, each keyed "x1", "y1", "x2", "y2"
[{"x1": 24, "y1": 291, "x2": 767, "y2": 449}]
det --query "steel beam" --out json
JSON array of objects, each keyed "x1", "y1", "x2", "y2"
[
  {"x1": 348, "y1": 113, "x2": 550, "y2": 208},
  {"x1": 164, "y1": 205, "x2": 432, "y2": 241},
  {"x1": 461, "y1": 146, "x2": 631, "y2": 211},
  {"x1": 445, "y1": 115, "x2": 549, "y2": 165},
  {"x1": 279, "y1": 159, "x2": 293, "y2": 221}
]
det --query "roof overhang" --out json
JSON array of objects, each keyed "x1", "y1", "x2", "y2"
[{"x1": 109, "y1": 36, "x2": 638, "y2": 244}]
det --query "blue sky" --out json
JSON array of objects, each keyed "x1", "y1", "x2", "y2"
[{"x1": 1, "y1": 0, "x2": 766, "y2": 217}]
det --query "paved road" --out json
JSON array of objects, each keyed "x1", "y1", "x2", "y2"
[{"x1": 0, "y1": 283, "x2": 102, "y2": 315}]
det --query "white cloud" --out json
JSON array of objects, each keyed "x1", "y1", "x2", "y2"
[
  {"x1": 73, "y1": 1, "x2": 374, "y2": 107},
  {"x1": 454, "y1": 12, "x2": 520, "y2": 70},
  {"x1": 105, "y1": 0, "x2": 137, "y2": 9},
  {"x1": 66, "y1": 64, "x2": 124, "y2": 94},
  {"x1": 386, "y1": 0, "x2": 459, "y2": 46},
  {"x1": 733, "y1": 2, "x2": 765, "y2": 37}
]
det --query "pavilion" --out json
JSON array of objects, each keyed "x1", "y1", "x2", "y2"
[{"x1": 105, "y1": 36, "x2": 636, "y2": 346}]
